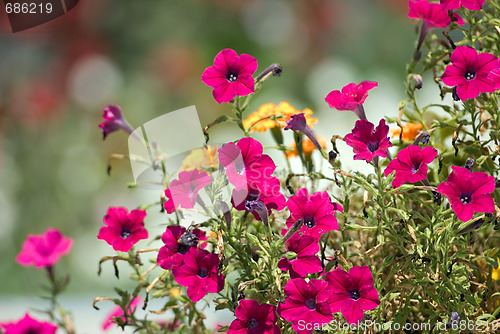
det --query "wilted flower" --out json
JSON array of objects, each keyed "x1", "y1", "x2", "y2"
[
  {"x1": 325, "y1": 81, "x2": 378, "y2": 120},
  {"x1": 344, "y1": 119, "x2": 392, "y2": 163},
  {"x1": 278, "y1": 232, "x2": 322, "y2": 278},
  {"x1": 16, "y1": 228, "x2": 73, "y2": 268},
  {"x1": 440, "y1": 0, "x2": 485, "y2": 11},
  {"x1": 1, "y1": 313, "x2": 58, "y2": 334},
  {"x1": 201, "y1": 49, "x2": 257, "y2": 103},
  {"x1": 99, "y1": 105, "x2": 134, "y2": 140},
  {"x1": 97, "y1": 207, "x2": 148, "y2": 252},
  {"x1": 228, "y1": 299, "x2": 280, "y2": 334},
  {"x1": 325, "y1": 265, "x2": 380, "y2": 325},
  {"x1": 157, "y1": 225, "x2": 207, "y2": 270},
  {"x1": 284, "y1": 113, "x2": 324, "y2": 153},
  {"x1": 102, "y1": 297, "x2": 141, "y2": 330}
]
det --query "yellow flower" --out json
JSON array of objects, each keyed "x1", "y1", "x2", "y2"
[
  {"x1": 492, "y1": 260, "x2": 500, "y2": 281},
  {"x1": 286, "y1": 136, "x2": 327, "y2": 158},
  {"x1": 390, "y1": 122, "x2": 423, "y2": 142},
  {"x1": 243, "y1": 101, "x2": 317, "y2": 133},
  {"x1": 170, "y1": 288, "x2": 182, "y2": 296},
  {"x1": 180, "y1": 145, "x2": 219, "y2": 172}
]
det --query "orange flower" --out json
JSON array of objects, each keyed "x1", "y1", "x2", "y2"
[
  {"x1": 390, "y1": 122, "x2": 423, "y2": 142},
  {"x1": 243, "y1": 101, "x2": 317, "y2": 133},
  {"x1": 286, "y1": 136, "x2": 327, "y2": 158},
  {"x1": 180, "y1": 145, "x2": 219, "y2": 171},
  {"x1": 170, "y1": 288, "x2": 182, "y2": 296}
]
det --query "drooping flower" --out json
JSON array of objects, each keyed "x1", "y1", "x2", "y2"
[
  {"x1": 228, "y1": 299, "x2": 280, "y2": 334},
  {"x1": 180, "y1": 145, "x2": 219, "y2": 171},
  {"x1": 218, "y1": 137, "x2": 276, "y2": 188},
  {"x1": 325, "y1": 81, "x2": 378, "y2": 120},
  {"x1": 201, "y1": 49, "x2": 258, "y2": 104},
  {"x1": 1, "y1": 313, "x2": 58, "y2": 334},
  {"x1": 157, "y1": 225, "x2": 207, "y2": 270},
  {"x1": 278, "y1": 278, "x2": 334, "y2": 334},
  {"x1": 278, "y1": 232, "x2": 322, "y2": 278},
  {"x1": 243, "y1": 102, "x2": 317, "y2": 133},
  {"x1": 99, "y1": 105, "x2": 134, "y2": 140},
  {"x1": 285, "y1": 136, "x2": 327, "y2": 159},
  {"x1": 436, "y1": 166, "x2": 495, "y2": 222},
  {"x1": 102, "y1": 297, "x2": 141, "y2": 330},
  {"x1": 390, "y1": 122, "x2": 423, "y2": 142},
  {"x1": 325, "y1": 265, "x2": 380, "y2": 325},
  {"x1": 286, "y1": 188, "x2": 343, "y2": 238},
  {"x1": 172, "y1": 248, "x2": 225, "y2": 302},
  {"x1": 344, "y1": 119, "x2": 392, "y2": 163},
  {"x1": 16, "y1": 228, "x2": 73, "y2": 268},
  {"x1": 441, "y1": 46, "x2": 498, "y2": 100},
  {"x1": 440, "y1": 0, "x2": 485, "y2": 11},
  {"x1": 384, "y1": 145, "x2": 438, "y2": 188},
  {"x1": 97, "y1": 207, "x2": 148, "y2": 252},
  {"x1": 168, "y1": 169, "x2": 212, "y2": 209},
  {"x1": 284, "y1": 113, "x2": 324, "y2": 154}
]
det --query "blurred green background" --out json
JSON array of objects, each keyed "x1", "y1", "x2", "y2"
[{"x1": 0, "y1": 0, "x2": 415, "y2": 317}]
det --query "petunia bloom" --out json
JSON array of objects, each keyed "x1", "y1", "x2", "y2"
[
  {"x1": 278, "y1": 278, "x2": 334, "y2": 334},
  {"x1": 344, "y1": 119, "x2": 392, "y2": 163},
  {"x1": 157, "y1": 225, "x2": 207, "y2": 270},
  {"x1": 168, "y1": 169, "x2": 212, "y2": 209},
  {"x1": 102, "y1": 297, "x2": 141, "y2": 330},
  {"x1": 228, "y1": 299, "x2": 280, "y2": 334},
  {"x1": 16, "y1": 228, "x2": 73, "y2": 268},
  {"x1": 97, "y1": 207, "x2": 148, "y2": 252},
  {"x1": 284, "y1": 113, "x2": 324, "y2": 154},
  {"x1": 243, "y1": 102, "x2": 317, "y2": 133},
  {"x1": 436, "y1": 166, "x2": 495, "y2": 222},
  {"x1": 325, "y1": 265, "x2": 380, "y2": 325},
  {"x1": 441, "y1": 46, "x2": 498, "y2": 100},
  {"x1": 325, "y1": 81, "x2": 378, "y2": 120},
  {"x1": 201, "y1": 49, "x2": 257, "y2": 104},
  {"x1": 278, "y1": 232, "x2": 322, "y2": 278},
  {"x1": 172, "y1": 248, "x2": 225, "y2": 302},
  {"x1": 1, "y1": 313, "x2": 58, "y2": 334},
  {"x1": 440, "y1": 0, "x2": 485, "y2": 11},
  {"x1": 286, "y1": 188, "x2": 343, "y2": 238},
  {"x1": 384, "y1": 145, "x2": 438, "y2": 188},
  {"x1": 99, "y1": 105, "x2": 134, "y2": 140}
]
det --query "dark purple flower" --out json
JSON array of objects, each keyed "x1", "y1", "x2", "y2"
[
  {"x1": 228, "y1": 299, "x2": 280, "y2": 334},
  {"x1": 344, "y1": 119, "x2": 392, "y2": 163},
  {"x1": 325, "y1": 81, "x2": 378, "y2": 120},
  {"x1": 97, "y1": 207, "x2": 148, "y2": 252},
  {"x1": 1, "y1": 313, "x2": 58, "y2": 334},
  {"x1": 99, "y1": 105, "x2": 134, "y2": 140},
  {"x1": 284, "y1": 113, "x2": 324, "y2": 153},
  {"x1": 157, "y1": 225, "x2": 207, "y2": 270},
  {"x1": 278, "y1": 232, "x2": 322, "y2": 278},
  {"x1": 201, "y1": 49, "x2": 258, "y2": 104}
]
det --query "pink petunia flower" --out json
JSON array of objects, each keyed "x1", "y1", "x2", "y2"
[
  {"x1": 228, "y1": 299, "x2": 280, "y2": 334},
  {"x1": 168, "y1": 169, "x2": 212, "y2": 209},
  {"x1": 325, "y1": 81, "x2": 378, "y2": 120},
  {"x1": 163, "y1": 188, "x2": 177, "y2": 214},
  {"x1": 344, "y1": 119, "x2": 392, "y2": 163},
  {"x1": 102, "y1": 297, "x2": 141, "y2": 330},
  {"x1": 201, "y1": 49, "x2": 258, "y2": 104},
  {"x1": 99, "y1": 105, "x2": 134, "y2": 140},
  {"x1": 436, "y1": 166, "x2": 495, "y2": 222},
  {"x1": 97, "y1": 207, "x2": 148, "y2": 252},
  {"x1": 284, "y1": 113, "x2": 324, "y2": 153},
  {"x1": 286, "y1": 188, "x2": 343, "y2": 238},
  {"x1": 157, "y1": 225, "x2": 207, "y2": 270},
  {"x1": 441, "y1": 46, "x2": 498, "y2": 100},
  {"x1": 325, "y1": 265, "x2": 380, "y2": 325},
  {"x1": 1, "y1": 313, "x2": 58, "y2": 334},
  {"x1": 440, "y1": 0, "x2": 485, "y2": 11},
  {"x1": 16, "y1": 228, "x2": 73, "y2": 268},
  {"x1": 278, "y1": 278, "x2": 333, "y2": 334},
  {"x1": 172, "y1": 248, "x2": 225, "y2": 302},
  {"x1": 218, "y1": 137, "x2": 276, "y2": 188},
  {"x1": 384, "y1": 145, "x2": 438, "y2": 188},
  {"x1": 278, "y1": 231, "x2": 322, "y2": 278}
]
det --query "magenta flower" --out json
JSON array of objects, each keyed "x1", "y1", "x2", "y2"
[
  {"x1": 219, "y1": 137, "x2": 276, "y2": 188},
  {"x1": 278, "y1": 232, "x2": 322, "y2": 278},
  {"x1": 1, "y1": 313, "x2": 58, "y2": 334},
  {"x1": 102, "y1": 297, "x2": 141, "y2": 330},
  {"x1": 228, "y1": 299, "x2": 280, "y2": 334},
  {"x1": 16, "y1": 228, "x2": 73, "y2": 268},
  {"x1": 441, "y1": 46, "x2": 498, "y2": 100},
  {"x1": 325, "y1": 81, "x2": 378, "y2": 120},
  {"x1": 284, "y1": 113, "x2": 324, "y2": 153},
  {"x1": 440, "y1": 0, "x2": 485, "y2": 11},
  {"x1": 325, "y1": 266, "x2": 380, "y2": 325},
  {"x1": 384, "y1": 145, "x2": 438, "y2": 188},
  {"x1": 201, "y1": 49, "x2": 258, "y2": 104},
  {"x1": 172, "y1": 248, "x2": 225, "y2": 302},
  {"x1": 163, "y1": 189, "x2": 177, "y2": 214},
  {"x1": 436, "y1": 166, "x2": 495, "y2": 222},
  {"x1": 99, "y1": 105, "x2": 134, "y2": 140},
  {"x1": 169, "y1": 169, "x2": 212, "y2": 209},
  {"x1": 278, "y1": 278, "x2": 333, "y2": 334},
  {"x1": 157, "y1": 225, "x2": 207, "y2": 270},
  {"x1": 286, "y1": 188, "x2": 343, "y2": 238},
  {"x1": 97, "y1": 207, "x2": 148, "y2": 252},
  {"x1": 344, "y1": 119, "x2": 392, "y2": 163}
]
